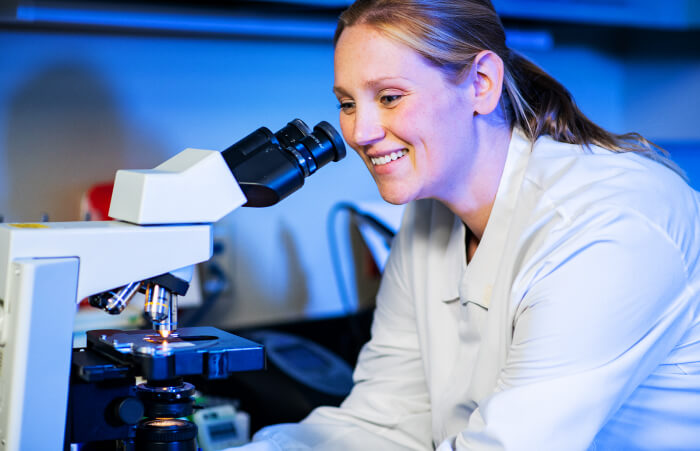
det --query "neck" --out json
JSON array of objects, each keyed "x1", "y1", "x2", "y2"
[{"x1": 441, "y1": 118, "x2": 512, "y2": 240}]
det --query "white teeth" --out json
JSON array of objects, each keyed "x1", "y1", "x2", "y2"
[{"x1": 371, "y1": 149, "x2": 407, "y2": 166}]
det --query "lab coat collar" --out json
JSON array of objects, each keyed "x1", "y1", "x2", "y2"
[{"x1": 446, "y1": 128, "x2": 532, "y2": 308}]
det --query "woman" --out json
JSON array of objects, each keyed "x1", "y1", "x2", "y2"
[{"x1": 239, "y1": 0, "x2": 700, "y2": 449}]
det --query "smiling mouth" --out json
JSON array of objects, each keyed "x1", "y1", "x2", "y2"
[{"x1": 370, "y1": 149, "x2": 408, "y2": 166}]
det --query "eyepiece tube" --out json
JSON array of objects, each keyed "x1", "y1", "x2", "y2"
[
  {"x1": 221, "y1": 119, "x2": 346, "y2": 207},
  {"x1": 310, "y1": 121, "x2": 347, "y2": 166}
]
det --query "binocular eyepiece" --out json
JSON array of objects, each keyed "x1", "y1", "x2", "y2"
[{"x1": 221, "y1": 119, "x2": 346, "y2": 207}]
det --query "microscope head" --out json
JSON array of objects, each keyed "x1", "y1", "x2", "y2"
[{"x1": 92, "y1": 118, "x2": 346, "y2": 336}]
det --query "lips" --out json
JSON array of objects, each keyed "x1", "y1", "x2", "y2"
[{"x1": 370, "y1": 149, "x2": 408, "y2": 166}]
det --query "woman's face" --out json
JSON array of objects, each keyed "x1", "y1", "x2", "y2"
[{"x1": 333, "y1": 24, "x2": 478, "y2": 205}]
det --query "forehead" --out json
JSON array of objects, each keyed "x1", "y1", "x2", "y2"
[{"x1": 334, "y1": 24, "x2": 437, "y2": 91}]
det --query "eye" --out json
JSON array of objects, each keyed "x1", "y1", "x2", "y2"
[
  {"x1": 337, "y1": 100, "x2": 356, "y2": 114},
  {"x1": 379, "y1": 94, "x2": 402, "y2": 107}
]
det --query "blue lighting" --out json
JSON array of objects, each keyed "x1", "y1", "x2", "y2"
[{"x1": 15, "y1": 5, "x2": 338, "y2": 39}]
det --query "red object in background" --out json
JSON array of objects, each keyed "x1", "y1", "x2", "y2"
[
  {"x1": 78, "y1": 182, "x2": 115, "y2": 308},
  {"x1": 81, "y1": 182, "x2": 114, "y2": 221}
]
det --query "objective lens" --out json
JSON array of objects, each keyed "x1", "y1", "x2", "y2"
[
  {"x1": 89, "y1": 281, "x2": 141, "y2": 314},
  {"x1": 145, "y1": 283, "x2": 170, "y2": 321},
  {"x1": 145, "y1": 283, "x2": 178, "y2": 337}
]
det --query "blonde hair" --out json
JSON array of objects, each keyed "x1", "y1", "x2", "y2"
[{"x1": 335, "y1": 0, "x2": 680, "y2": 173}]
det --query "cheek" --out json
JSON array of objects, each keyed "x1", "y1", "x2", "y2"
[
  {"x1": 390, "y1": 106, "x2": 431, "y2": 160},
  {"x1": 412, "y1": 96, "x2": 467, "y2": 146},
  {"x1": 390, "y1": 97, "x2": 439, "y2": 143},
  {"x1": 391, "y1": 104, "x2": 417, "y2": 131}
]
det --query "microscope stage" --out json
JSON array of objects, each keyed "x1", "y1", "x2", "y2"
[{"x1": 85, "y1": 327, "x2": 265, "y2": 381}]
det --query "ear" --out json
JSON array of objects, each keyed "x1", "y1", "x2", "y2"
[{"x1": 465, "y1": 50, "x2": 504, "y2": 116}]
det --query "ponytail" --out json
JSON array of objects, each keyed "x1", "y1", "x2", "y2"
[{"x1": 504, "y1": 51, "x2": 676, "y2": 168}]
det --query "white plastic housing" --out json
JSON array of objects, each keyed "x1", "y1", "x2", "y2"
[
  {"x1": 109, "y1": 148, "x2": 247, "y2": 225},
  {"x1": 0, "y1": 221, "x2": 212, "y2": 449},
  {"x1": 0, "y1": 221, "x2": 212, "y2": 306}
]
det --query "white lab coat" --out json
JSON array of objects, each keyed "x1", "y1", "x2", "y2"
[{"x1": 241, "y1": 130, "x2": 700, "y2": 450}]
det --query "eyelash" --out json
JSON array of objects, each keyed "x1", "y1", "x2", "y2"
[
  {"x1": 338, "y1": 101, "x2": 355, "y2": 113},
  {"x1": 337, "y1": 94, "x2": 403, "y2": 114},
  {"x1": 380, "y1": 94, "x2": 402, "y2": 106}
]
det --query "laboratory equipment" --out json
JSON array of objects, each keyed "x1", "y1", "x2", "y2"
[
  {"x1": 0, "y1": 119, "x2": 345, "y2": 450},
  {"x1": 194, "y1": 403, "x2": 250, "y2": 450},
  {"x1": 68, "y1": 327, "x2": 264, "y2": 449}
]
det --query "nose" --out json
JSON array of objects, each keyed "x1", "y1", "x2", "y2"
[{"x1": 351, "y1": 106, "x2": 385, "y2": 147}]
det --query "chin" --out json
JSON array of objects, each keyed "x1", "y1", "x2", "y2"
[{"x1": 378, "y1": 186, "x2": 415, "y2": 206}]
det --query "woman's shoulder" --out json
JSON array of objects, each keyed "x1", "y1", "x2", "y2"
[
  {"x1": 524, "y1": 135, "x2": 697, "y2": 214},
  {"x1": 518, "y1": 136, "x2": 700, "y2": 258}
]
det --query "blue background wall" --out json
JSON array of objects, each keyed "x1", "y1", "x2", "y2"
[{"x1": 1, "y1": 4, "x2": 698, "y2": 328}]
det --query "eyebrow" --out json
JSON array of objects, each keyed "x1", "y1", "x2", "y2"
[{"x1": 333, "y1": 76, "x2": 411, "y2": 96}]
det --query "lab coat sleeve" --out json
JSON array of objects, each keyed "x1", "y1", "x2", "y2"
[
  {"x1": 448, "y1": 207, "x2": 694, "y2": 450},
  {"x1": 247, "y1": 205, "x2": 433, "y2": 450}
]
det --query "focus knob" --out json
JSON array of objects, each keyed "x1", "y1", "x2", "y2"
[{"x1": 114, "y1": 397, "x2": 144, "y2": 425}]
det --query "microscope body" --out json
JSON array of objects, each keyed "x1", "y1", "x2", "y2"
[
  {"x1": 0, "y1": 222, "x2": 213, "y2": 450},
  {"x1": 0, "y1": 147, "x2": 243, "y2": 450},
  {"x1": 0, "y1": 119, "x2": 346, "y2": 450}
]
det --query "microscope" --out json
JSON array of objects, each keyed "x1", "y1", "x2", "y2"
[{"x1": 0, "y1": 119, "x2": 346, "y2": 450}]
